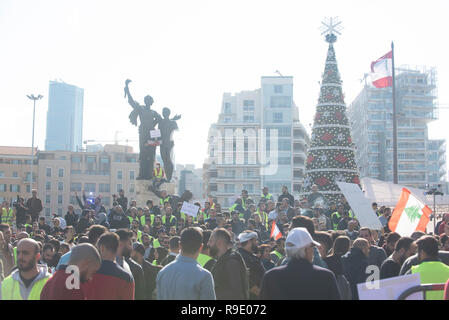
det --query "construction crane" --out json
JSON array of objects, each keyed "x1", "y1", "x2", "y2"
[{"x1": 83, "y1": 131, "x2": 138, "y2": 146}]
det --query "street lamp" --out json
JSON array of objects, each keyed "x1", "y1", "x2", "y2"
[
  {"x1": 26, "y1": 94, "x2": 43, "y2": 196},
  {"x1": 425, "y1": 184, "x2": 444, "y2": 234}
]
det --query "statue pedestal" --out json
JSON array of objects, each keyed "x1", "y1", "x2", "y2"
[{"x1": 135, "y1": 180, "x2": 177, "y2": 207}]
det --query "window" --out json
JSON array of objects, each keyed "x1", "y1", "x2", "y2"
[
  {"x1": 71, "y1": 156, "x2": 82, "y2": 163},
  {"x1": 279, "y1": 140, "x2": 291, "y2": 151},
  {"x1": 10, "y1": 184, "x2": 20, "y2": 192},
  {"x1": 70, "y1": 183, "x2": 82, "y2": 192},
  {"x1": 12, "y1": 171, "x2": 18, "y2": 178},
  {"x1": 86, "y1": 156, "x2": 96, "y2": 164},
  {"x1": 224, "y1": 184, "x2": 235, "y2": 193},
  {"x1": 84, "y1": 183, "x2": 96, "y2": 193},
  {"x1": 0, "y1": 171, "x2": 3, "y2": 177},
  {"x1": 58, "y1": 195, "x2": 63, "y2": 205},
  {"x1": 102, "y1": 197, "x2": 111, "y2": 206},
  {"x1": 129, "y1": 184, "x2": 135, "y2": 193},
  {"x1": 117, "y1": 184, "x2": 122, "y2": 193},
  {"x1": 99, "y1": 183, "x2": 110, "y2": 193},
  {"x1": 224, "y1": 170, "x2": 235, "y2": 178},
  {"x1": 209, "y1": 184, "x2": 217, "y2": 192},
  {"x1": 26, "y1": 185, "x2": 31, "y2": 193},
  {"x1": 273, "y1": 113, "x2": 283, "y2": 123},
  {"x1": 243, "y1": 115, "x2": 255, "y2": 123},
  {"x1": 243, "y1": 184, "x2": 254, "y2": 193},
  {"x1": 294, "y1": 156, "x2": 304, "y2": 165},
  {"x1": 274, "y1": 85, "x2": 283, "y2": 93},
  {"x1": 243, "y1": 100, "x2": 255, "y2": 107},
  {"x1": 45, "y1": 208, "x2": 51, "y2": 217},
  {"x1": 117, "y1": 170, "x2": 122, "y2": 180},
  {"x1": 46, "y1": 181, "x2": 51, "y2": 191},
  {"x1": 278, "y1": 156, "x2": 291, "y2": 165},
  {"x1": 58, "y1": 182, "x2": 64, "y2": 191},
  {"x1": 224, "y1": 102, "x2": 232, "y2": 114},
  {"x1": 58, "y1": 168, "x2": 64, "y2": 178},
  {"x1": 0, "y1": 184, "x2": 6, "y2": 192},
  {"x1": 129, "y1": 171, "x2": 135, "y2": 180},
  {"x1": 46, "y1": 167, "x2": 52, "y2": 177},
  {"x1": 58, "y1": 208, "x2": 63, "y2": 216},
  {"x1": 46, "y1": 195, "x2": 51, "y2": 204},
  {"x1": 270, "y1": 96, "x2": 291, "y2": 108},
  {"x1": 70, "y1": 196, "x2": 76, "y2": 205}
]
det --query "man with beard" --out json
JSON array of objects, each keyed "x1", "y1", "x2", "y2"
[
  {"x1": 116, "y1": 229, "x2": 145, "y2": 300},
  {"x1": 380, "y1": 237, "x2": 416, "y2": 279},
  {"x1": 131, "y1": 242, "x2": 162, "y2": 300},
  {"x1": 40, "y1": 243, "x2": 101, "y2": 299},
  {"x1": 237, "y1": 231, "x2": 265, "y2": 299},
  {"x1": 84, "y1": 232, "x2": 134, "y2": 300},
  {"x1": 0, "y1": 239, "x2": 51, "y2": 300},
  {"x1": 208, "y1": 228, "x2": 249, "y2": 300}
]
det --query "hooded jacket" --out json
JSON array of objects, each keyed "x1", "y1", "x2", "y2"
[
  {"x1": 0, "y1": 265, "x2": 51, "y2": 300},
  {"x1": 341, "y1": 247, "x2": 369, "y2": 300}
]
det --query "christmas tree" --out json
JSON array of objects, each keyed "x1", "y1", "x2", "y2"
[{"x1": 301, "y1": 18, "x2": 360, "y2": 206}]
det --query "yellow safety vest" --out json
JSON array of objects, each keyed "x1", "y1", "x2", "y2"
[
  {"x1": 255, "y1": 209, "x2": 268, "y2": 229},
  {"x1": 13, "y1": 247, "x2": 17, "y2": 265},
  {"x1": 154, "y1": 168, "x2": 163, "y2": 179},
  {"x1": 1, "y1": 208, "x2": 14, "y2": 225},
  {"x1": 261, "y1": 193, "x2": 272, "y2": 200},
  {"x1": 411, "y1": 261, "x2": 449, "y2": 300},
  {"x1": 271, "y1": 250, "x2": 283, "y2": 261},
  {"x1": 140, "y1": 214, "x2": 155, "y2": 227},
  {"x1": 162, "y1": 215, "x2": 175, "y2": 225},
  {"x1": 160, "y1": 196, "x2": 170, "y2": 206},
  {"x1": 331, "y1": 211, "x2": 354, "y2": 230},
  {"x1": 1, "y1": 275, "x2": 49, "y2": 300},
  {"x1": 153, "y1": 238, "x2": 161, "y2": 249},
  {"x1": 197, "y1": 253, "x2": 213, "y2": 267}
]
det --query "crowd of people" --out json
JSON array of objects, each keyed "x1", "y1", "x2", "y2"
[{"x1": 2, "y1": 184, "x2": 449, "y2": 300}]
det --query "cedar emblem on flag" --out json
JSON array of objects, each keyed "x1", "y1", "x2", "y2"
[
  {"x1": 388, "y1": 188, "x2": 432, "y2": 236},
  {"x1": 270, "y1": 220, "x2": 282, "y2": 240}
]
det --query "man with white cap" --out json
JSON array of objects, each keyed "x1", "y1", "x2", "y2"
[
  {"x1": 259, "y1": 227, "x2": 341, "y2": 300},
  {"x1": 237, "y1": 230, "x2": 265, "y2": 299}
]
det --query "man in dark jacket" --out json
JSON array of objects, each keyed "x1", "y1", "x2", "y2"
[
  {"x1": 109, "y1": 205, "x2": 130, "y2": 229},
  {"x1": 209, "y1": 228, "x2": 249, "y2": 300},
  {"x1": 64, "y1": 205, "x2": 79, "y2": 228},
  {"x1": 26, "y1": 189, "x2": 43, "y2": 222},
  {"x1": 114, "y1": 189, "x2": 128, "y2": 212},
  {"x1": 359, "y1": 228, "x2": 387, "y2": 269},
  {"x1": 260, "y1": 227, "x2": 340, "y2": 300},
  {"x1": 131, "y1": 242, "x2": 162, "y2": 299},
  {"x1": 278, "y1": 186, "x2": 294, "y2": 207},
  {"x1": 237, "y1": 231, "x2": 266, "y2": 299},
  {"x1": 341, "y1": 238, "x2": 370, "y2": 300}
]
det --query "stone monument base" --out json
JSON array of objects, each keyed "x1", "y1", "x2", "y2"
[{"x1": 135, "y1": 180, "x2": 177, "y2": 207}]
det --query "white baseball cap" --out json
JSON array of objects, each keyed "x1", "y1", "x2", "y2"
[
  {"x1": 286, "y1": 227, "x2": 321, "y2": 250},
  {"x1": 238, "y1": 231, "x2": 258, "y2": 243}
]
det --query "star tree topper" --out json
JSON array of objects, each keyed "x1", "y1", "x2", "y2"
[{"x1": 319, "y1": 17, "x2": 343, "y2": 43}]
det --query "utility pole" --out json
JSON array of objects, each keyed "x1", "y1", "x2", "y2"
[{"x1": 26, "y1": 94, "x2": 43, "y2": 195}]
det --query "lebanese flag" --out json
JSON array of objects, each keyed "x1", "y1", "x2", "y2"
[
  {"x1": 270, "y1": 220, "x2": 282, "y2": 240},
  {"x1": 388, "y1": 188, "x2": 432, "y2": 236},
  {"x1": 371, "y1": 51, "x2": 393, "y2": 88}
]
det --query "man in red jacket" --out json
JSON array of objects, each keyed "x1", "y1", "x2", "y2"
[
  {"x1": 83, "y1": 232, "x2": 135, "y2": 300},
  {"x1": 41, "y1": 243, "x2": 101, "y2": 300}
]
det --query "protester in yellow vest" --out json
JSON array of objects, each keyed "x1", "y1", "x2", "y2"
[
  {"x1": 153, "y1": 162, "x2": 166, "y2": 188},
  {"x1": 0, "y1": 239, "x2": 50, "y2": 300},
  {"x1": 409, "y1": 236, "x2": 449, "y2": 300},
  {"x1": 1, "y1": 201, "x2": 16, "y2": 226}
]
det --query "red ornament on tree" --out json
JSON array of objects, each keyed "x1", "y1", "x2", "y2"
[
  {"x1": 307, "y1": 155, "x2": 315, "y2": 164},
  {"x1": 335, "y1": 111, "x2": 342, "y2": 121},
  {"x1": 315, "y1": 113, "x2": 321, "y2": 120},
  {"x1": 335, "y1": 154, "x2": 348, "y2": 163},
  {"x1": 321, "y1": 133, "x2": 334, "y2": 142},
  {"x1": 347, "y1": 137, "x2": 352, "y2": 144},
  {"x1": 353, "y1": 176, "x2": 360, "y2": 184},
  {"x1": 315, "y1": 177, "x2": 329, "y2": 187}
]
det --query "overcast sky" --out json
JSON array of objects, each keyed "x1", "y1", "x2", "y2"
[{"x1": 1, "y1": 0, "x2": 448, "y2": 172}]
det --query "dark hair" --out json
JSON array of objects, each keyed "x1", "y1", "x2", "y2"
[
  {"x1": 202, "y1": 230, "x2": 212, "y2": 247},
  {"x1": 330, "y1": 230, "x2": 346, "y2": 243},
  {"x1": 416, "y1": 235, "x2": 439, "y2": 258},
  {"x1": 386, "y1": 232, "x2": 401, "y2": 245},
  {"x1": 212, "y1": 228, "x2": 232, "y2": 245},
  {"x1": 359, "y1": 227, "x2": 372, "y2": 237},
  {"x1": 155, "y1": 246, "x2": 168, "y2": 264},
  {"x1": 314, "y1": 231, "x2": 333, "y2": 252},
  {"x1": 169, "y1": 236, "x2": 181, "y2": 250},
  {"x1": 180, "y1": 227, "x2": 203, "y2": 255},
  {"x1": 49, "y1": 239, "x2": 61, "y2": 252},
  {"x1": 77, "y1": 236, "x2": 89, "y2": 244},
  {"x1": 0, "y1": 223, "x2": 10, "y2": 232},
  {"x1": 115, "y1": 229, "x2": 133, "y2": 242},
  {"x1": 333, "y1": 236, "x2": 351, "y2": 256},
  {"x1": 259, "y1": 244, "x2": 271, "y2": 255},
  {"x1": 87, "y1": 225, "x2": 108, "y2": 245},
  {"x1": 290, "y1": 216, "x2": 315, "y2": 237},
  {"x1": 97, "y1": 232, "x2": 120, "y2": 253},
  {"x1": 248, "y1": 219, "x2": 256, "y2": 227},
  {"x1": 42, "y1": 243, "x2": 54, "y2": 252},
  {"x1": 60, "y1": 243, "x2": 70, "y2": 252},
  {"x1": 441, "y1": 234, "x2": 449, "y2": 246},
  {"x1": 395, "y1": 237, "x2": 414, "y2": 252},
  {"x1": 64, "y1": 226, "x2": 74, "y2": 234}
]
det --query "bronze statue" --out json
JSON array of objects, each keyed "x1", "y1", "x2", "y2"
[
  {"x1": 158, "y1": 107, "x2": 181, "y2": 182},
  {"x1": 124, "y1": 79, "x2": 161, "y2": 180}
]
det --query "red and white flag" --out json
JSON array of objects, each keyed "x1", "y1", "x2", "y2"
[
  {"x1": 370, "y1": 51, "x2": 393, "y2": 88},
  {"x1": 388, "y1": 188, "x2": 432, "y2": 236},
  {"x1": 270, "y1": 220, "x2": 282, "y2": 240}
]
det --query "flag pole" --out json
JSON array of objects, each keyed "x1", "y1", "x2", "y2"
[{"x1": 391, "y1": 41, "x2": 398, "y2": 184}]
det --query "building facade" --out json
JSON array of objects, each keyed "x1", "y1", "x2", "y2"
[
  {"x1": 0, "y1": 147, "x2": 37, "y2": 204},
  {"x1": 203, "y1": 76, "x2": 309, "y2": 207},
  {"x1": 37, "y1": 144, "x2": 138, "y2": 217},
  {"x1": 348, "y1": 66, "x2": 446, "y2": 189},
  {"x1": 45, "y1": 80, "x2": 84, "y2": 152},
  {"x1": 177, "y1": 164, "x2": 203, "y2": 202}
]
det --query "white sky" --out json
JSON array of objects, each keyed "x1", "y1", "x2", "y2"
[{"x1": 1, "y1": 0, "x2": 449, "y2": 173}]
